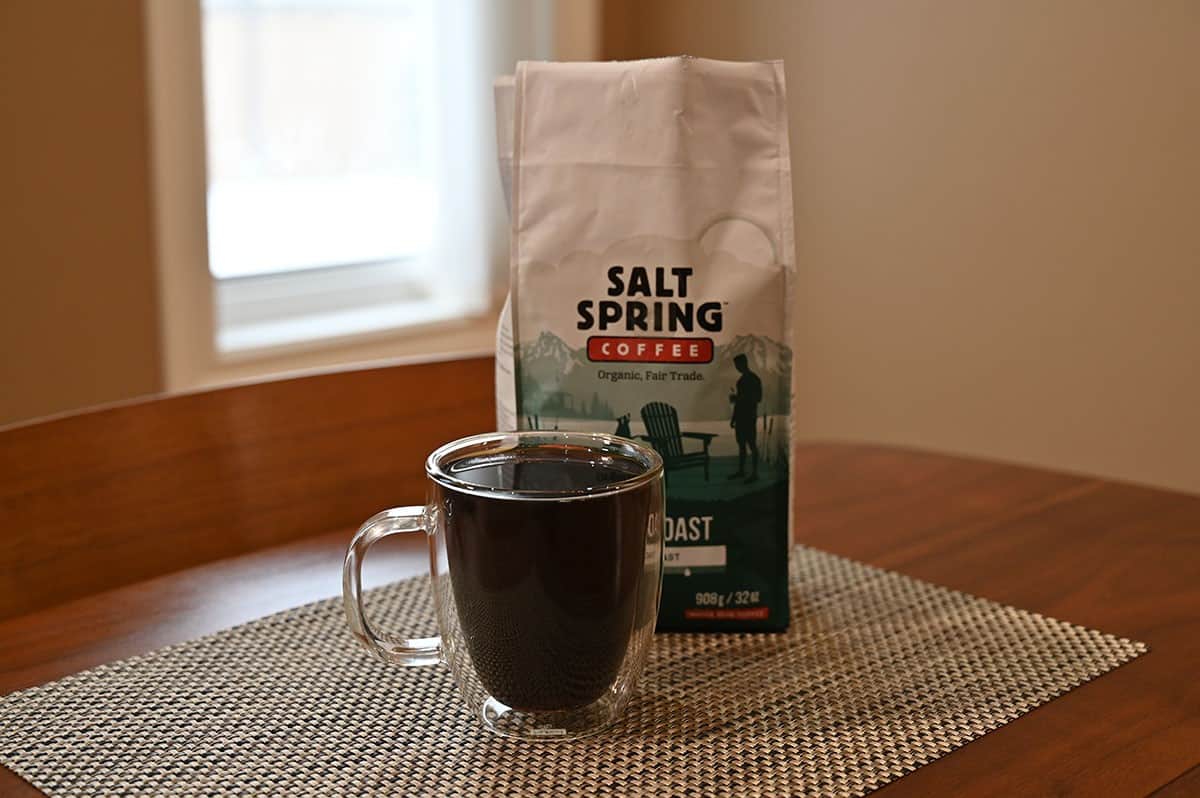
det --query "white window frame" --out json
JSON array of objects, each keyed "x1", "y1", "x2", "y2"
[{"x1": 143, "y1": 0, "x2": 593, "y2": 391}]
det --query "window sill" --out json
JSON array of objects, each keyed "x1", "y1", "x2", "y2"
[
  {"x1": 216, "y1": 296, "x2": 480, "y2": 362},
  {"x1": 186, "y1": 306, "x2": 499, "y2": 392}
]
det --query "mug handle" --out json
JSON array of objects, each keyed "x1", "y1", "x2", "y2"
[{"x1": 342, "y1": 507, "x2": 441, "y2": 667}]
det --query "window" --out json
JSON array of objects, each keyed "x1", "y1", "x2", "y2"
[
  {"x1": 203, "y1": 0, "x2": 438, "y2": 281},
  {"x1": 201, "y1": 0, "x2": 490, "y2": 353},
  {"x1": 145, "y1": 0, "x2": 580, "y2": 389}
]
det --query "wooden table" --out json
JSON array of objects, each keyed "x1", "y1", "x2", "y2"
[{"x1": 2, "y1": 396, "x2": 1198, "y2": 795}]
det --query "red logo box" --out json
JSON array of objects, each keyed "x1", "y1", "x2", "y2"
[{"x1": 586, "y1": 336, "x2": 714, "y2": 364}]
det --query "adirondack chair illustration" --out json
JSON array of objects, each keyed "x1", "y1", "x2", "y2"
[{"x1": 639, "y1": 402, "x2": 717, "y2": 480}]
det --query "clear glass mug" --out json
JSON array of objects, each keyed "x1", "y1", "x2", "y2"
[{"x1": 343, "y1": 431, "x2": 665, "y2": 739}]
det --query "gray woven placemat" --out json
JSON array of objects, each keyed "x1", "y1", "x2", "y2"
[{"x1": 1, "y1": 546, "x2": 1145, "y2": 798}]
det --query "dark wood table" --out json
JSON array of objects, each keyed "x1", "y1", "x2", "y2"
[{"x1": 2, "y1": 441, "x2": 1198, "y2": 796}]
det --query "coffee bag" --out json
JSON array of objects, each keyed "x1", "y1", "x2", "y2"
[{"x1": 496, "y1": 57, "x2": 793, "y2": 631}]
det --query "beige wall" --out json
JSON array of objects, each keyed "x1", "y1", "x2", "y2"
[
  {"x1": 605, "y1": 0, "x2": 1200, "y2": 495},
  {"x1": 0, "y1": 1, "x2": 164, "y2": 425}
]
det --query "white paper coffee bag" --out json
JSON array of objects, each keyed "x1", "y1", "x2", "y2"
[{"x1": 497, "y1": 57, "x2": 794, "y2": 631}]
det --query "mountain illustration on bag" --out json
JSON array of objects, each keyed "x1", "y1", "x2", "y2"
[{"x1": 518, "y1": 332, "x2": 791, "y2": 421}]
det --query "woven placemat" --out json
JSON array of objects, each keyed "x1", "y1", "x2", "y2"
[{"x1": 1, "y1": 546, "x2": 1145, "y2": 797}]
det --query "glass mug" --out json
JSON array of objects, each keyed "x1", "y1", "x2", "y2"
[{"x1": 343, "y1": 431, "x2": 665, "y2": 739}]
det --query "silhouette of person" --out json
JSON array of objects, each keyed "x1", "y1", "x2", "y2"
[{"x1": 729, "y1": 353, "x2": 762, "y2": 483}]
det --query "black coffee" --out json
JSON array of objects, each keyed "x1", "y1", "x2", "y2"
[{"x1": 439, "y1": 445, "x2": 654, "y2": 711}]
